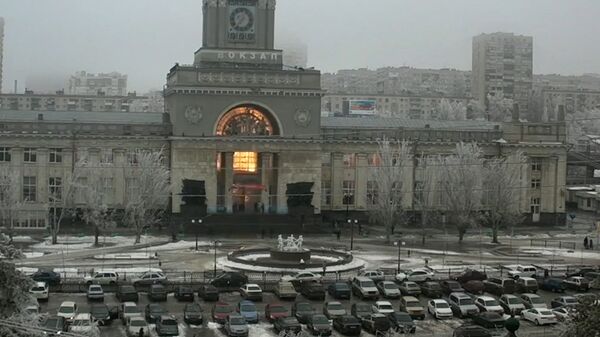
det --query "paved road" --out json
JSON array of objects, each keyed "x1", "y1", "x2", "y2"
[{"x1": 37, "y1": 285, "x2": 572, "y2": 337}]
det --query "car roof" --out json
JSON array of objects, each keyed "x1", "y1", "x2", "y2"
[
  {"x1": 477, "y1": 296, "x2": 495, "y2": 301},
  {"x1": 74, "y1": 313, "x2": 90, "y2": 319},
  {"x1": 240, "y1": 300, "x2": 255, "y2": 305},
  {"x1": 354, "y1": 276, "x2": 372, "y2": 281},
  {"x1": 521, "y1": 293, "x2": 539, "y2": 298},
  {"x1": 403, "y1": 296, "x2": 419, "y2": 301},
  {"x1": 123, "y1": 302, "x2": 137, "y2": 306},
  {"x1": 60, "y1": 301, "x2": 76, "y2": 306},
  {"x1": 327, "y1": 301, "x2": 342, "y2": 305},
  {"x1": 450, "y1": 292, "x2": 470, "y2": 298},
  {"x1": 244, "y1": 283, "x2": 260, "y2": 287},
  {"x1": 33, "y1": 281, "x2": 47, "y2": 287},
  {"x1": 502, "y1": 294, "x2": 518, "y2": 298},
  {"x1": 376, "y1": 301, "x2": 392, "y2": 305},
  {"x1": 432, "y1": 299, "x2": 448, "y2": 303},
  {"x1": 520, "y1": 277, "x2": 536, "y2": 280}
]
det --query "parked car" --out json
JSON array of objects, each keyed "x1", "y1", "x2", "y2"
[
  {"x1": 282, "y1": 271, "x2": 322, "y2": 287},
  {"x1": 399, "y1": 281, "x2": 422, "y2": 296},
  {"x1": 328, "y1": 282, "x2": 351, "y2": 299},
  {"x1": 324, "y1": 301, "x2": 347, "y2": 319},
  {"x1": 387, "y1": 312, "x2": 416, "y2": 334},
  {"x1": 307, "y1": 314, "x2": 332, "y2": 336},
  {"x1": 183, "y1": 303, "x2": 203, "y2": 325},
  {"x1": 132, "y1": 271, "x2": 167, "y2": 287},
  {"x1": 498, "y1": 294, "x2": 526, "y2": 315},
  {"x1": 211, "y1": 302, "x2": 234, "y2": 324},
  {"x1": 552, "y1": 307, "x2": 574, "y2": 322},
  {"x1": 274, "y1": 281, "x2": 297, "y2": 300},
  {"x1": 573, "y1": 293, "x2": 599, "y2": 304},
  {"x1": 174, "y1": 286, "x2": 194, "y2": 301},
  {"x1": 508, "y1": 265, "x2": 537, "y2": 279},
  {"x1": 237, "y1": 300, "x2": 258, "y2": 323},
  {"x1": 520, "y1": 293, "x2": 547, "y2": 309},
  {"x1": 472, "y1": 312, "x2": 505, "y2": 329},
  {"x1": 198, "y1": 284, "x2": 220, "y2": 301},
  {"x1": 400, "y1": 296, "x2": 425, "y2": 320},
  {"x1": 351, "y1": 276, "x2": 379, "y2": 300},
  {"x1": 89, "y1": 304, "x2": 111, "y2": 325},
  {"x1": 119, "y1": 302, "x2": 141, "y2": 324},
  {"x1": 440, "y1": 280, "x2": 465, "y2": 295},
  {"x1": 452, "y1": 269, "x2": 487, "y2": 284},
  {"x1": 463, "y1": 280, "x2": 485, "y2": 295},
  {"x1": 448, "y1": 292, "x2": 479, "y2": 318},
  {"x1": 239, "y1": 284, "x2": 264, "y2": 301},
  {"x1": 516, "y1": 277, "x2": 539, "y2": 294},
  {"x1": 351, "y1": 302, "x2": 372, "y2": 320},
  {"x1": 224, "y1": 314, "x2": 248, "y2": 337},
  {"x1": 42, "y1": 316, "x2": 67, "y2": 335},
  {"x1": 116, "y1": 285, "x2": 139, "y2": 302},
  {"x1": 483, "y1": 278, "x2": 515, "y2": 296},
  {"x1": 57, "y1": 301, "x2": 78, "y2": 322},
  {"x1": 291, "y1": 302, "x2": 315, "y2": 324},
  {"x1": 84, "y1": 271, "x2": 119, "y2": 285},
  {"x1": 566, "y1": 267, "x2": 597, "y2": 278},
  {"x1": 148, "y1": 284, "x2": 167, "y2": 301},
  {"x1": 299, "y1": 282, "x2": 325, "y2": 300},
  {"x1": 359, "y1": 270, "x2": 386, "y2": 283},
  {"x1": 563, "y1": 276, "x2": 590, "y2": 291},
  {"x1": 265, "y1": 303, "x2": 290, "y2": 322},
  {"x1": 156, "y1": 315, "x2": 179, "y2": 336},
  {"x1": 273, "y1": 317, "x2": 302, "y2": 335},
  {"x1": 427, "y1": 299, "x2": 453, "y2": 319},
  {"x1": 144, "y1": 303, "x2": 166, "y2": 323},
  {"x1": 420, "y1": 281, "x2": 443, "y2": 298},
  {"x1": 211, "y1": 272, "x2": 249, "y2": 289},
  {"x1": 538, "y1": 278, "x2": 566, "y2": 293},
  {"x1": 126, "y1": 316, "x2": 149, "y2": 337},
  {"x1": 333, "y1": 315, "x2": 362, "y2": 336},
  {"x1": 452, "y1": 325, "x2": 492, "y2": 337},
  {"x1": 69, "y1": 313, "x2": 99, "y2": 335},
  {"x1": 361, "y1": 313, "x2": 391, "y2": 334},
  {"x1": 372, "y1": 301, "x2": 395, "y2": 315},
  {"x1": 31, "y1": 271, "x2": 61, "y2": 286},
  {"x1": 376, "y1": 281, "x2": 401, "y2": 299},
  {"x1": 551, "y1": 296, "x2": 578, "y2": 308},
  {"x1": 29, "y1": 282, "x2": 49, "y2": 301},
  {"x1": 521, "y1": 308, "x2": 558, "y2": 326},
  {"x1": 474, "y1": 296, "x2": 504, "y2": 315},
  {"x1": 396, "y1": 268, "x2": 435, "y2": 282},
  {"x1": 86, "y1": 284, "x2": 104, "y2": 301}
]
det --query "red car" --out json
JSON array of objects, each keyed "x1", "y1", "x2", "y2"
[
  {"x1": 211, "y1": 302, "x2": 234, "y2": 324},
  {"x1": 265, "y1": 304, "x2": 290, "y2": 322}
]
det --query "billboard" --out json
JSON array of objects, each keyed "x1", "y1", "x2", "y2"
[{"x1": 348, "y1": 100, "x2": 376, "y2": 115}]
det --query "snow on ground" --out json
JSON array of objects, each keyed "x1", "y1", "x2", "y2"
[
  {"x1": 16, "y1": 267, "x2": 39, "y2": 275},
  {"x1": 93, "y1": 252, "x2": 156, "y2": 260},
  {"x1": 519, "y1": 247, "x2": 600, "y2": 259},
  {"x1": 217, "y1": 256, "x2": 365, "y2": 274},
  {"x1": 30, "y1": 235, "x2": 163, "y2": 252},
  {"x1": 139, "y1": 240, "x2": 212, "y2": 252},
  {"x1": 12, "y1": 235, "x2": 35, "y2": 243},
  {"x1": 427, "y1": 264, "x2": 499, "y2": 273},
  {"x1": 52, "y1": 266, "x2": 163, "y2": 279},
  {"x1": 23, "y1": 252, "x2": 44, "y2": 258}
]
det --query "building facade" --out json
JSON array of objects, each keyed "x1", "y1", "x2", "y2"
[
  {"x1": 472, "y1": 32, "x2": 533, "y2": 114},
  {"x1": 0, "y1": 0, "x2": 567, "y2": 232},
  {"x1": 0, "y1": 17, "x2": 4, "y2": 94},
  {"x1": 67, "y1": 71, "x2": 128, "y2": 96}
]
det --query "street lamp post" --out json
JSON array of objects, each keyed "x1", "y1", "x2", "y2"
[
  {"x1": 396, "y1": 234, "x2": 405, "y2": 274},
  {"x1": 192, "y1": 219, "x2": 203, "y2": 251},
  {"x1": 348, "y1": 219, "x2": 358, "y2": 251},
  {"x1": 213, "y1": 240, "x2": 220, "y2": 277}
]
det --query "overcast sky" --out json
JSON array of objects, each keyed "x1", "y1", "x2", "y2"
[{"x1": 2, "y1": 0, "x2": 599, "y2": 93}]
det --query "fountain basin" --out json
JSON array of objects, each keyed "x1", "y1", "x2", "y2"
[{"x1": 269, "y1": 248, "x2": 311, "y2": 263}]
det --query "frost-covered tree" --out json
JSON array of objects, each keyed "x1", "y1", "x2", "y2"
[
  {"x1": 487, "y1": 93, "x2": 514, "y2": 122},
  {"x1": 0, "y1": 167, "x2": 22, "y2": 242},
  {"x1": 369, "y1": 139, "x2": 412, "y2": 242},
  {"x1": 561, "y1": 296, "x2": 600, "y2": 337},
  {"x1": 79, "y1": 169, "x2": 117, "y2": 247},
  {"x1": 483, "y1": 151, "x2": 527, "y2": 244},
  {"x1": 436, "y1": 143, "x2": 484, "y2": 242},
  {"x1": 123, "y1": 149, "x2": 171, "y2": 244},
  {"x1": 436, "y1": 98, "x2": 467, "y2": 121},
  {"x1": 415, "y1": 156, "x2": 442, "y2": 245}
]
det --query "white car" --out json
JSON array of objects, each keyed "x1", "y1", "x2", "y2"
[
  {"x1": 552, "y1": 307, "x2": 573, "y2": 321},
  {"x1": 57, "y1": 301, "x2": 78, "y2": 321},
  {"x1": 359, "y1": 270, "x2": 386, "y2": 282},
  {"x1": 239, "y1": 283, "x2": 263, "y2": 301},
  {"x1": 24, "y1": 304, "x2": 40, "y2": 315},
  {"x1": 69, "y1": 313, "x2": 99, "y2": 335},
  {"x1": 84, "y1": 271, "x2": 119, "y2": 285},
  {"x1": 395, "y1": 268, "x2": 435, "y2": 282},
  {"x1": 372, "y1": 301, "x2": 394, "y2": 314},
  {"x1": 427, "y1": 299, "x2": 453, "y2": 319},
  {"x1": 508, "y1": 265, "x2": 537, "y2": 278},
  {"x1": 126, "y1": 316, "x2": 149, "y2": 337},
  {"x1": 87, "y1": 284, "x2": 104, "y2": 300},
  {"x1": 282, "y1": 271, "x2": 322, "y2": 283},
  {"x1": 132, "y1": 271, "x2": 167, "y2": 286},
  {"x1": 29, "y1": 281, "x2": 49, "y2": 300},
  {"x1": 474, "y1": 296, "x2": 505, "y2": 315},
  {"x1": 120, "y1": 302, "x2": 142, "y2": 324},
  {"x1": 522, "y1": 308, "x2": 558, "y2": 326}
]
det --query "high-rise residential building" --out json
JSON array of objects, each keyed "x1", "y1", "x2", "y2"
[
  {"x1": 67, "y1": 71, "x2": 128, "y2": 96},
  {"x1": 0, "y1": 17, "x2": 4, "y2": 94},
  {"x1": 472, "y1": 32, "x2": 533, "y2": 116}
]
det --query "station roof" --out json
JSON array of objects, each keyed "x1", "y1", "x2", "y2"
[
  {"x1": 322, "y1": 116, "x2": 500, "y2": 130},
  {"x1": 0, "y1": 110, "x2": 165, "y2": 125}
]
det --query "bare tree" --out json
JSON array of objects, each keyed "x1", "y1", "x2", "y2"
[
  {"x1": 415, "y1": 156, "x2": 442, "y2": 245},
  {"x1": 0, "y1": 167, "x2": 22, "y2": 242},
  {"x1": 487, "y1": 93, "x2": 514, "y2": 122},
  {"x1": 123, "y1": 149, "x2": 171, "y2": 244},
  {"x1": 436, "y1": 143, "x2": 484, "y2": 242},
  {"x1": 369, "y1": 139, "x2": 412, "y2": 243},
  {"x1": 79, "y1": 169, "x2": 117, "y2": 247},
  {"x1": 436, "y1": 98, "x2": 467, "y2": 121},
  {"x1": 48, "y1": 158, "x2": 86, "y2": 245},
  {"x1": 483, "y1": 151, "x2": 527, "y2": 244}
]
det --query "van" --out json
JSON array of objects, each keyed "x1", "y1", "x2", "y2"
[
  {"x1": 149, "y1": 284, "x2": 167, "y2": 301},
  {"x1": 483, "y1": 277, "x2": 515, "y2": 296}
]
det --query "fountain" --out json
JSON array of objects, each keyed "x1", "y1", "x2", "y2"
[{"x1": 270, "y1": 235, "x2": 311, "y2": 262}]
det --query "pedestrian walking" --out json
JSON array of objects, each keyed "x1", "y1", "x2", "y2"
[
  {"x1": 590, "y1": 239, "x2": 594, "y2": 250},
  {"x1": 138, "y1": 328, "x2": 144, "y2": 337},
  {"x1": 584, "y1": 236, "x2": 589, "y2": 250}
]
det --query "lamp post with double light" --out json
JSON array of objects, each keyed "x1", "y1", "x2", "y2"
[
  {"x1": 191, "y1": 219, "x2": 203, "y2": 251},
  {"x1": 395, "y1": 235, "x2": 405, "y2": 274},
  {"x1": 347, "y1": 219, "x2": 358, "y2": 251}
]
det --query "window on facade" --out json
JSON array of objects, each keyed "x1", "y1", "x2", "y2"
[
  {"x1": 75, "y1": 177, "x2": 87, "y2": 204},
  {"x1": 530, "y1": 197, "x2": 541, "y2": 214},
  {"x1": 414, "y1": 181, "x2": 424, "y2": 204},
  {"x1": 100, "y1": 177, "x2": 114, "y2": 204},
  {"x1": 0, "y1": 147, "x2": 11, "y2": 162},
  {"x1": 342, "y1": 180, "x2": 355, "y2": 205},
  {"x1": 100, "y1": 149, "x2": 114, "y2": 164},
  {"x1": 531, "y1": 159, "x2": 541, "y2": 172},
  {"x1": 367, "y1": 153, "x2": 380, "y2": 167},
  {"x1": 367, "y1": 181, "x2": 378, "y2": 205},
  {"x1": 321, "y1": 180, "x2": 331, "y2": 206},
  {"x1": 321, "y1": 153, "x2": 331, "y2": 166},
  {"x1": 23, "y1": 176, "x2": 36, "y2": 202},
  {"x1": 233, "y1": 152, "x2": 257, "y2": 173},
  {"x1": 531, "y1": 179, "x2": 541, "y2": 189},
  {"x1": 24, "y1": 148, "x2": 37, "y2": 163},
  {"x1": 343, "y1": 154, "x2": 356, "y2": 168},
  {"x1": 127, "y1": 150, "x2": 139, "y2": 165},
  {"x1": 48, "y1": 177, "x2": 62, "y2": 203},
  {"x1": 49, "y1": 148, "x2": 62, "y2": 163}
]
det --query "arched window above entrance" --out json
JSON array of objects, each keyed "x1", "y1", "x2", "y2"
[{"x1": 216, "y1": 106, "x2": 278, "y2": 136}]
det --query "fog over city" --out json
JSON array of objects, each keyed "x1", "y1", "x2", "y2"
[{"x1": 2, "y1": 0, "x2": 600, "y2": 92}]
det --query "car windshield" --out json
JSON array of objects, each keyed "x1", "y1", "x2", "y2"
[
  {"x1": 130, "y1": 320, "x2": 146, "y2": 327},
  {"x1": 436, "y1": 302, "x2": 449, "y2": 309},
  {"x1": 121, "y1": 286, "x2": 135, "y2": 292},
  {"x1": 356, "y1": 304, "x2": 371, "y2": 311},
  {"x1": 89, "y1": 286, "x2": 102, "y2": 292},
  {"x1": 91, "y1": 307, "x2": 108, "y2": 315},
  {"x1": 150, "y1": 306, "x2": 165, "y2": 314},
  {"x1": 530, "y1": 297, "x2": 544, "y2": 304},
  {"x1": 328, "y1": 303, "x2": 344, "y2": 310},
  {"x1": 73, "y1": 319, "x2": 89, "y2": 326},
  {"x1": 283, "y1": 317, "x2": 297, "y2": 324},
  {"x1": 393, "y1": 313, "x2": 412, "y2": 322},
  {"x1": 459, "y1": 298, "x2": 474, "y2": 305},
  {"x1": 162, "y1": 319, "x2": 177, "y2": 325},
  {"x1": 230, "y1": 317, "x2": 246, "y2": 325},
  {"x1": 507, "y1": 298, "x2": 521, "y2": 304},
  {"x1": 428, "y1": 284, "x2": 441, "y2": 290},
  {"x1": 215, "y1": 305, "x2": 233, "y2": 313},
  {"x1": 186, "y1": 305, "x2": 201, "y2": 313},
  {"x1": 344, "y1": 317, "x2": 359, "y2": 324},
  {"x1": 449, "y1": 282, "x2": 460, "y2": 289},
  {"x1": 406, "y1": 300, "x2": 420, "y2": 307},
  {"x1": 379, "y1": 304, "x2": 393, "y2": 310},
  {"x1": 124, "y1": 306, "x2": 140, "y2": 314},
  {"x1": 336, "y1": 283, "x2": 350, "y2": 290},
  {"x1": 248, "y1": 286, "x2": 261, "y2": 291},
  {"x1": 407, "y1": 283, "x2": 419, "y2": 289},
  {"x1": 59, "y1": 306, "x2": 74, "y2": 314},
  {"x1": 296, "y1": 303, "x2": 313, "y2": 312},
  {"x1": 31, "y1": 286, "x2": 45, "y2": 291},
  {"x1": 270, "y1": 306, "x2": 287, "y2": 313},
  {"x1": 564, "y1": 298, "x2": 577, "y2": 304},
  {"x1": 241, "y1": 304, "x2": 255, "y2": 312},
  {"x1": 384, "y1": 283, "x2": 398, "y2": 289},
  {"x1": 312, "y1": 315, "x2": 329, "y2": 324},
  {"x1": 485, "y1": 300, "x2": 499, "y2": 306},
  {"x1": 361, "y1": 280, "x2": 375, "y2": 287},
  {"x1": 539, "y1": 310, "x2": 552, "y2": 316}
]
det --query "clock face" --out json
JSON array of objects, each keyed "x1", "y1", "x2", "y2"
[{"x1": 228, "y1": 4, "x2": 256, "y2": 42}]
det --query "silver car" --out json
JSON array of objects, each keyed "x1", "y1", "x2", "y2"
[
  {"x1": 86, "y1": 284, "x2": 104, "y2": 301},
  {"x1": 447, "y1": 292, "x2": 479, "y2": 318},
  {"x1": 224, "y1": 314, "x2": 249, "y2": 337}
]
